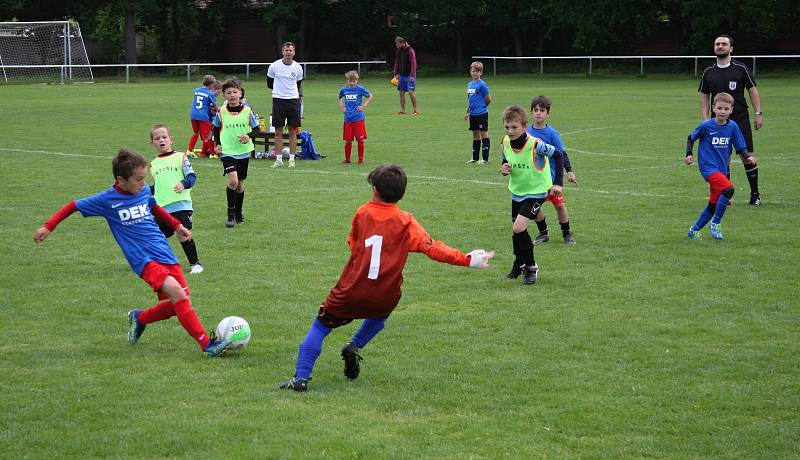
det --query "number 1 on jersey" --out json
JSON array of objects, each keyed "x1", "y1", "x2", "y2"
[{"x1": 365, "y1": 235, "x2": 383, "y2": 279}]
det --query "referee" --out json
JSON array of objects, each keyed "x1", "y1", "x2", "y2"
[{"x1": 698, "y1": 34, "x2": 763, "y2": 205}]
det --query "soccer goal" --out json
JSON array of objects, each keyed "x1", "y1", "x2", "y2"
[{"x1": 0, "y1": 21, "x2": 93, "y2": 84}]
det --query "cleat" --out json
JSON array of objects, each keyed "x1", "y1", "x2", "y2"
[
  {"x1": 342, "y1": 160, "x2": 351, "y2": 164},
  {"x1": 341, "y1": 342, "x2": 363, "y2": 380},
  {"x1": 235, "y1": 214, "x2": 245, "y2": 224},
  {"x1": 288, "y1": 159, "x2": 295, "y2": 168},
  {"x1": 710, "y1": 222, "x2": 723, "y2": 240},
  {"x1": 279, "y1": 377, "x2": 309, "y2": 392},
  {"x1": 687, "y1": 228, "x2": 701, "y2": 240},
  {"x1": 466, "y1": 159, "x2": 478, "y2": 164},
  {"x1": 396, "y1": 111, "x2": 406, "y2": 115},
  {"x1": 506, "y1": 263, "x2": 523, "y2": 279},
  {"x1": 522, "y1": 264, "x2": 539, "y2": 285},
  {"x1": 748, "y1": 193, "x2": 761, "y2": 206},
  {"x1": 209, "y1": 154, "x2": 219, "y2": 159},
  {"x1": 271, "y1": 160, "x2": 283, "y2": 168},
  {"x1": 411, "y1": 111, "x2": 420, "y2": 116},
  {"x1": 357, "y1": 159, "x2": 364, "y2": 164},
  {"x1": 563, "y1": 234, "x2": 576, "y2": 244},
  {"x1": 203, "y1": 338, "x2": 231, "y2": 357},
  {"x1": 187, "y1": 151, "x2": 199, "y2": 159},
  {"x1": 127, "y1": 309, "x2": 146, "y2": 344},
  {"x1": 225, "y1": 215, "x2": 235, "y2": 228},
  {"x1": 478, "y1": 160, "x2": 488, "y2": 165},
  {"x1": 189, "y1": 262, "x2": 205, "y2": 274},
  {"x1": 533, "y1": 231, "x2": 549, "y2": 244}
]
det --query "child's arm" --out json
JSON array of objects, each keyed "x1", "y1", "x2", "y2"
[
  {"x1": 535, "y1": 140, "x2": 564, "y2": 193},
  {"x1": 737, "y1": 148, "x2": 756, "y2": 165},
  {"x1": 338, "y1": 96, "x2": 346, "y2": 113},
  {"x1": 358, "y1": 93, "x2": 373, "y2": 111},
  {"x1": 34, "y1": 201, "x2": 78, "y2": 242},
  {"x1": 685, "y1": 135, "x2": 696, "y2": 165},
  {"x1": 407, "y1": 215, "x2": 493, "y2": 269}
]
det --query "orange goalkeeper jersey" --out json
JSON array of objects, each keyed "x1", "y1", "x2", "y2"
[{"x1": 323, "y1": 201, "x2": 469, "y2": 318}]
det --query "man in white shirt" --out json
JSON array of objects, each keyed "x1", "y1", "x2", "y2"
[{"x1": 267, "y1": 42, "x2": 304, "y2": 168}]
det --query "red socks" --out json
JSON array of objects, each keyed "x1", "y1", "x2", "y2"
[{"x1": 138, "y1": 298, "x2": 210, "y2": 350}]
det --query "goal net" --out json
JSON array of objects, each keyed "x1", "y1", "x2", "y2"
[{"x1": 0, "y1": 21, "x2": 93, "y2": 84}]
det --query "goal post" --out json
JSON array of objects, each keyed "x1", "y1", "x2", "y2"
[{"x1": 0, "y1": 21, "x2": 93, "y2": 84}]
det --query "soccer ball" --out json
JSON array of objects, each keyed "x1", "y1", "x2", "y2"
[
  {"x1": 215, "y1": 316, "x2": 251, "y2": 350},
  {"x1": 281, "y1": 147, "x2": 290, "y2": 157}
]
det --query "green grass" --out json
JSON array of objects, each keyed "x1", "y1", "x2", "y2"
[{"x1": 1, "y1": 74, "x2": 799, "y2": 459}]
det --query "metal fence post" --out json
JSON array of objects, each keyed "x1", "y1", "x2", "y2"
[
  {"x1": 126, "y1": 65, "x2": 129, "y2": 84},
  {"x1": 246, "y1": 64, "x2": 250, "y2": 80},
  {"x1": 640, "y1": 57, "x2": 644, "y2": 75},
  {"x1": 540, "y1": 58, "x2": 544, "y2": 74},
  {"x1": 588, "y1": 57, "x2": 592, "y2": 76}
]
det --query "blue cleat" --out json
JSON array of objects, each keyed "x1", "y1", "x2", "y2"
[
  {"x1": 203, "y1": 338, "x2": 231, "y2": 357},
  {"x1": 127, "y1": 309, "x2": 146, "y2": 345},
  {"x1": 687, "y1": 228, "x2": 701, "y2": 240},
  {"x1": 709, "y1": 222, "x2": 723, "y2": 240}
]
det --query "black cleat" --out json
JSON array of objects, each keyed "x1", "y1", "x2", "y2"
[
  {"x1": 563, "y1": 234, "x2": 576, "y2": 245},
  {"x1": 533, "y1": 231, "x2": 549, "y2": 244},
  {"x1": 341, "y1": 342, "x2": 363, "y2": 380},
  {"x1": 225, "y1": 214, "x2": 235, "y2": 228},
  {"x1": 506, "y1": 263, "x2": 523, "y2": 279},
  {"x1": 748, "y1": 193, "x2": 761, "y2": 206},
  {"x1": 235, "y1": 214, "x2": 245, "y2": 224},
  {"x1": 279, "y1": 377, "x2": 309, "y2": 392},
  {"x1": 522, "y1": 264, "x2": 539, "y2": 285}
]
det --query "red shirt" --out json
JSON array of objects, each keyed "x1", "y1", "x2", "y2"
[{"x1": 323, "y1": 201, "x2": 469, "y2": 318}]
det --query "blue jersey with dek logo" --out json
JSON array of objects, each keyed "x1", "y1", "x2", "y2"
[
  {"x1": 189, "y1": 86, "x2": 217, "y2": 122},
  {"x1": 75, "y1": 186, "x2": 179, "y2": 275},
  {"x1": 689, "y1": 118, "x2": 747, "y2": 180},
  {"x1": 338, "y1": 85, "x2": 372, "y2": 123},
  {"x1": 466, "y1": 79, "x2": 490, "y2": 116}
]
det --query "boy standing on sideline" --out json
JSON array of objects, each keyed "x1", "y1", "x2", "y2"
[
  {"x1": 464, "y1": 61, "x2": 492, "y2": 164},
  {"x1": 500, "y1": 106, "x2": 564, "y2": 285},
  {"x1": 213, "y1": 79, "x2": 259, "y2": 228},
  {"x1": 698, "y1": 34, "x2": 763, "y2": 205},
  {"x1": 149, "y1": 124, "x2": 205, "y2": 274},
  {"x1": 526, "y1": 96, "x2": 578, "y2": 244},
  {"x1": 338, "y1": 70, "x2": 373, "y2": 164},
  {"x1": 33, "y1": 149, "x2": 230, "y2": 357},
  {"x1": 393, "y1": 36, "x2": 418, "y2": 115},
  {"x1": 267, "y1": 42, "x2": 303, "y2": 168},
  {"x1": 280, "y1": 164, "x2": 494, "y2": 392},
  {"x1": 188, "y1": 74, "x2": 217, "y2": 158},
  {"x1": 685, "y1": 92, "x2": 756, "y2": 240}
]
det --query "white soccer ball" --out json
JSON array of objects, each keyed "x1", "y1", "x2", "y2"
[
  {"x1": 215, "y1": 316, "x2": 251, "y2": 350},
  {"x1": 282, "y1": 147, "x2": 290, "y2": 156}
]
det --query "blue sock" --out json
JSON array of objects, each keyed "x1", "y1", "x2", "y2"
[
  {"x1": 351, "y1": 317, "x2": 387, "y2": 348},
  {"x1": 692, "y1": 208, "x2": 713, "y2": 231},
  {"x1": 295, "y1": 319, "x2": 331, "y2": 380},
  {"x1": 711, "y1": 196, "x2": 730, "y2": 224}
]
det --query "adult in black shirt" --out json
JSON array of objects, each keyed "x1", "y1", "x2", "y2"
[{"x1": 698, "y1": 34, "x2": 763, "y2": 205}]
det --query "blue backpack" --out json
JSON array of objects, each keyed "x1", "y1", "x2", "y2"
[{"x1": 299, "y1": 131, "x2": 322, "y2": 160}]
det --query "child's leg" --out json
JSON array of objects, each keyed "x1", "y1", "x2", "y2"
[
  {"x1": 199, "y1": 122, "x2": 214, "y2": 157},
  {"x1": 188, "y1": 120, "x2": 200, "y2": 152},
  {"x1": 356, "y1": 140, "x2": 365, "y2": 163},
  {"x1": 139, "y1": 299, "x2": 175, "y2": 324},
  {"x1": 480, "y1": 132, "x2": 490, "y2": 162},
  {"x1": 471, "y1": 130, "x2": 481, "y2": 161},
  {"x1": 711, "y1": 187, "x2": 734, "y2": 224},
  {"x1": 692, "y1": 202, "x2": 715, "y2": 231},
  {"x1": 344, "y1": 142, "x2": 353, "y2": 162},
  {"x1": 512, "y1": 214, "x2": 535, "y2": 267},
  {"x1": 160, "y1": 276, "x2": 210, "y2": 349},
  {"x1": 225, "y1": 171, "x2": 239, "y2": 224},
  {"x1": 295, "y1": 318, "x2": 332, "y2": 380},
  {"x1": 351, "y1": 317, "x2": 387, "y2": 348},
  {"x1": 554, "y1": 203, "x2": 572, "y2": 239}
]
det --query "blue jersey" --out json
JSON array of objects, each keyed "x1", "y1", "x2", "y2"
[
  {"x1": 689, "y1": 118, "x2": 747, "y2": 180},
  {"x1": 467, "y1": 79, "x2": 490, "y2": 116},
  {"x1": 190, "y1": 87, "x2": 217, "y2": 122},
  {"x1": 75, "y1": 186, "x2": 179, "y2": 276},
  {"x1": 527, "y1": 124, "x2": 566, "y2": 181},
  {"x1": 338, "y1": 85, "x2": 371, "y2": 123}
]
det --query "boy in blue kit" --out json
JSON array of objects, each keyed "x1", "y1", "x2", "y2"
[
  {"x1": 685, "y1": 92, "x2": 756, "y2": 240},
  {"x1": 464, "y1": 61, "x2": 492, "y2": 164},
  {"x1": 500, "y1": 106, "x2": 564, "y2": 285},
  {"x1": 33, "y1": 149, "x2": 230, "y2": 357},
  {"x1": 338, "y1": 70, "x2": 374, "y2": 164},
  {"x1": 188, "y1": 74, "x2": 217, "y2": 158},
  {"x1": 213, "y1": 79, "x2": 260, "y2": 228},
  {"x1": 149, "y1": 124, "x2": 204, "y2": 274},
  {"x1": 527, "y1": 96, "x2": 578, "y2": 244}
]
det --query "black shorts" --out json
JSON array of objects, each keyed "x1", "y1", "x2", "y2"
[
  {"x1": 511, "y1": 197, "x2": 545, "y2": 221},
  {"x1": 221, "y1": 156, "x2": 250, "y2": 180},
  {"x1": 157, "y1": 210, "x2": 193, "y2": 238},
  {"x1": 731, "y1": 110, "x2": 754, "y2": 152},
  {"x1": 468, "y1": 113, "x2": 489, "y2": 131},
  {"x1": 316, "y1": 306, "x2": 354, "y2": 329},
  {"x1": 272, "y1": 98, "x2": 302, "y2": 128}
]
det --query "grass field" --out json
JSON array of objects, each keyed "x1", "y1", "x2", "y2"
[{"x1": 1, "y1": 73, "x2": 799, "y2": 459}]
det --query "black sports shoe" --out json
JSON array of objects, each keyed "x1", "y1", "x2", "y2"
[
  {"x1": 506, "y1": 263, "x2": 523, "y2": 279},
  {"x1": 279, "y1": 377, "x2": 309, "y2": 392},
  {"x1": 533, "y1": 231, "x2": 549, "y2": 244},
  {"x1": 225, "y1": 214, "x2": 235, "y2": 228},
  {"x1": 522, "y1": 264, "x2": 539, "y2": 285},
  {"x1": 235, "y1": 213, "x2": 245, "y2": 224},
  {"x1": 341, "y1": 342, "x2": 363, "y2": 380},
  {"x1": 563, "y1": 234, "x2": 577, "y2": 245},
  {"x1": 748, "y1": 193, "x2": 761, "y2": 206}
]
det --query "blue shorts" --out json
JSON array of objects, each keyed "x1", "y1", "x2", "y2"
[{"x1": 398, "y1": 74, "x2": 416, "y2": 92}]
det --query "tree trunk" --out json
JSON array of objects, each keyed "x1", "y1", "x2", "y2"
[
  {"x1": 275, "y1": 21, "x2": 287, "y2": 56},
  {"x1": 455, "y1": 30, "x2": 464, "y2": 71},
  {"x1": 513, "y1": 30, "x2": 525, "y2": 72},
  {"x1": 124, "y1": 6, "x2": 137, "y2": 64}
]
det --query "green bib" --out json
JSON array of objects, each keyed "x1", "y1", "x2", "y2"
[
  {"x1": 151, "y1": 152, "x2": 191, "y2": 206},
  {"x1": 219, "y1": 106, "x2": 255, "y2": 156},
  {"x1": 503, "y1": 135, "x2": 553, "y2": 196}
]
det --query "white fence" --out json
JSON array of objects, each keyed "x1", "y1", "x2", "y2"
[
  {"x1": 0, "y1": 60, "x2": 387, "y2": 84},
  {"x1": 471, "y1": 55, "x2": 800, "y2": 76}
]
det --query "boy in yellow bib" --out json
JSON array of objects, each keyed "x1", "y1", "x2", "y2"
[
  {"x1": 213, "y1": 79, "x2": 260, "y2": 228},
  {"x1": 499, "y1": 106, "x2": 564, "y2": 285}
]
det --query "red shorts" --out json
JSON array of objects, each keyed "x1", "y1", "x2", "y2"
[
  {"x1": 141, "y1": 262, "x2": 190, "y2": 300},
  {"x1": 706, "y1": 171, "x2": 734, "y2": 204},
  {"x1": 343, "y1": 120, "x2": 367, "y2": 141},
  {"x1": 191, "y1": 120, "x2": 212, "y2": 140},
  {"x1": 545, "y1": 193, "x2": 566, "y2": 206}
]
